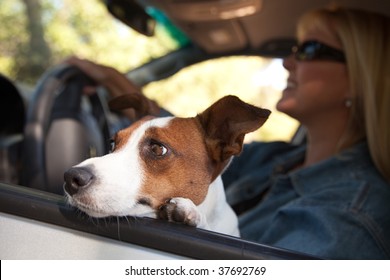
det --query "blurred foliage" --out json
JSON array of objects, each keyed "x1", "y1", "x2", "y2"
[
  {"x1": 0, "y1": 0, "x2": 298, "y2": 141},
  {"x1": 0, "y1": 0, "x2": 177, "y2": 84}
]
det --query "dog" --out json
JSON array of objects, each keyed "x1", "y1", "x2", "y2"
[{"x1": 63, "y1": 95, "x2": 270, "y2": 236}]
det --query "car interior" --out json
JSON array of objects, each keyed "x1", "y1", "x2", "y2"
[{"x1": 1, "y1": 0, "x2": 390, "y2": 259}]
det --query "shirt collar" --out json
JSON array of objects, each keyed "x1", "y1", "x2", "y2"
[{"x1": 272, "y1": 142, "x2": 372, "y2": 196}]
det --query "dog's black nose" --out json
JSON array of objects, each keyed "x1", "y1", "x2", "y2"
[{"x1": 64, "y1": 167, "x2": 94, "y2": 196}]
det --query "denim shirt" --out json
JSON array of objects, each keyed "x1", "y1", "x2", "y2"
[{"x1": 223, "y1": 141, "x2": 390, "y2": 259}]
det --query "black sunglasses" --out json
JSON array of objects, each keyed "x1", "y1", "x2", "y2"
[{"x1": 292, "y1": 40, "x2": 346, "y2": 63}]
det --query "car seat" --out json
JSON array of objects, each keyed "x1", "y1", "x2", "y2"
[
  {"x1": 21, "y1": 65, "x2": 110, "y2": 194},
  {"x1": 0, "y1": 74, "x2": 25, "y2": 185}
]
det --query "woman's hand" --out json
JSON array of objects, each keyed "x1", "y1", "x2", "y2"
[{"x1": 65, "y1": 56, "x2": 160, "y2": 120}]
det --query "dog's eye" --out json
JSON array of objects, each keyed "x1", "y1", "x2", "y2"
[{"x1": 150, "y1": 142, "x2": 168, "y2": 157}]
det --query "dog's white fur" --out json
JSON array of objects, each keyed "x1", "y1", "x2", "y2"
[{"x1": 64, "y1": 96, "x2": 270, "y2": 237}]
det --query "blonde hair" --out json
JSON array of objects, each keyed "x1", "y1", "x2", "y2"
[{"x1": 297, "y1": 8, "x2": 390, "y2": 181}]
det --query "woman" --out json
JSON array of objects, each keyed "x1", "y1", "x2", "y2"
[
  {"x1": 68, "y1": 7, "x2": 390, "y2": 259},
  {"x1": 223, "y1": 8, "x2": 390, "y2": 259}
]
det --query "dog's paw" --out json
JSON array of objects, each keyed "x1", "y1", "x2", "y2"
[{"x1": 158, "y1": 198, "x2": 201, "y2": 227}]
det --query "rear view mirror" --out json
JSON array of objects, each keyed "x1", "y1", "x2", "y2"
[{"x1": 104, "y1": 0, "x2": 156, "y2": 36}]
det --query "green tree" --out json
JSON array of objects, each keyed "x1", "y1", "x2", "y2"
[
  {"x1": 17, "y1": 0, "x2": 52, "y2": 83},
  {"x1": 0, "y1": 0, "x2": 176, "y2": 85},
  {"x1": 0, "y1": 1, "x2": 27, "y2": 80}
]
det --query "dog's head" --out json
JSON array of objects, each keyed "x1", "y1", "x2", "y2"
[{"x1": 63, "y1": 95, "x2": 270, "y2": 218}]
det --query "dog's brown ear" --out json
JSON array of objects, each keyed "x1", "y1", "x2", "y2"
[
  {"x1": 108, "y1": 94, "x2": 149, "y2": 118},
  {"x1": 196, "y1": 95, "x2": 271, "y2": 163}
]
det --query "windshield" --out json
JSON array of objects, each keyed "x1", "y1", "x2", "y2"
[
  {"x1": 0, "y1": 0, "x2": 181, "y2": 85},
  {"x1": 0, "y1": 0, "x2": 298, "y2": 141}
]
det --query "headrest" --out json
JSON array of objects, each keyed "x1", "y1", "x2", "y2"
[
  {"x1": 0, "y1": 74, "x2": 25, "y2": 184},
  {"x1": 0, "y1": 74, "x2": 25, "y2": 135}
]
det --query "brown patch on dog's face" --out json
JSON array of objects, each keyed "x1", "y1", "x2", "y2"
[
  {"x1": 138, "y1": 117, "x2": 213, "y2": 207},
  {"x1": 112, "y1": 116, "x2": 154, "y2": 151}
]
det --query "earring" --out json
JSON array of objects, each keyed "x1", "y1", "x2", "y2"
[{"x1": 345, "y1": 98, "x2": 352, "y2": 108}]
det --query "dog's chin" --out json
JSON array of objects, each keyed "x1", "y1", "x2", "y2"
[
  {"x1": 80, "y1": 207, "x2": 110, "y2": 218},
  {"x1": 83, "y1": 206, "x2": 157, "y2": 219},
  {"x1": 66, "y1": 197, "x2": 109, "y2": 218},
  {"x1": 66, "y1": 195, "x2": 157, "y2": 219}
]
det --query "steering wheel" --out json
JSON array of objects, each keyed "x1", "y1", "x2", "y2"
[{"x1": 22, "y1": 64, "x2": 111, "y2": 194}]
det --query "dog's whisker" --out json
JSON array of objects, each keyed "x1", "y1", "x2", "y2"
[
  {"x1": 122, "y1": 215, "x2": 131, "y2": 226},
  {"x1": 116, "y1": 216, "x2": 122, "y2": 240}
]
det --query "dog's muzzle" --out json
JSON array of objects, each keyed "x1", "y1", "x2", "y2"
[{"x1": 64, "y1": 167, "x2": 94, "y2": 196}]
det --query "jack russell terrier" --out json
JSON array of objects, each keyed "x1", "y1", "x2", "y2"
[{"x1": 63, "y1": 95, "x2": 270, "y2": 236}]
